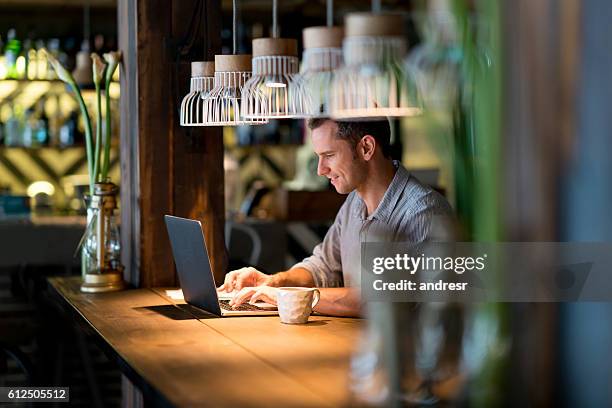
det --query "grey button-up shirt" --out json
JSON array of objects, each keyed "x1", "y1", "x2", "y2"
[{"x1": 293, "y1": 163, "x2": 453, "y2": 288}]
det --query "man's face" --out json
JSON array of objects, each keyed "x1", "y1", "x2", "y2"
[{"x1": 311, "y1": 121, "x2": 366, "y2": 194}]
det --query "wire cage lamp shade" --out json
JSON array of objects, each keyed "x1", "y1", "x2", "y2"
[
  {"x1": 241, "y1": 38, "x2": 310, "y2": 119},
  {"x1": 299, "y1": 26, "x2": 344, "y2": 117},
  {"x1": 201, "y1": 55, "x2": 268, "y2": 126},
  {"x1": 180, "y1": 61, "x2": 216, "y2": 126},
  {"x1": 330, "y1": 13, "x2": 423, "y2": 120}
]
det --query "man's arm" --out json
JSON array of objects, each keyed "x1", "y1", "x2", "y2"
[
  {"x1": 267, "y1": 266, "x2": 315, "y2": 287},
  {"x1": 230, "y1": 284, "x2": 362, "y2": 317},
  {"x1": 268, "y1": 269, "x2": 362, "y2": 316},
  {"x1": 218, "y1": 266, "x2": 315, "y2": 293},
  {"x1": 313, "y1": 287, "x2": 362, "y2": 317}
]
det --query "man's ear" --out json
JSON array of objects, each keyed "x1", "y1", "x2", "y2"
[{"x1": 359, "y1": 135, "x2": 376, "y2": 161}]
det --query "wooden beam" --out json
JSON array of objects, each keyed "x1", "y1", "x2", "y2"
[{"x1": 119, "y1": 0, "x2": 226, "y2": 287}]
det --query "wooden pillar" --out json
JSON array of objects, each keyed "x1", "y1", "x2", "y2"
[
  {"x1": 118, "y1": 0, "x2": 226, "y2": 288},
  {"x1": 501, "y1": 0, "x2": 580, "y2": 405}
]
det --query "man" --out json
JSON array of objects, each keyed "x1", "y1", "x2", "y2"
[{"x1": 219, "y1": 118, "x2": 452, "y2": 316}]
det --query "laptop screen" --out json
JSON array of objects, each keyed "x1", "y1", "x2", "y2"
[{"x1": 164, "y1": 215, "x2": 222, "y2": 316}]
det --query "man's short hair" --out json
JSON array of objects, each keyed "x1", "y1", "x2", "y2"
[{"x1": 308, "y1": 118, "x2": 392, "y2": 158}]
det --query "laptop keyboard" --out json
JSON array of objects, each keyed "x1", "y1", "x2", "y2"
[{"x1": 219, "y1": 300, "x2": 271, "y2": 312}]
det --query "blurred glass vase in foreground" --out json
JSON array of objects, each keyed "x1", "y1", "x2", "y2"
[
  {"x1": 350, "y1": 302, "x2": 503, "y2": 406},
  {"x1": 81, "y1": 181, "x2": 125, "y2": 293}
]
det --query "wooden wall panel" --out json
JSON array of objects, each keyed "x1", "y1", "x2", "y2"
[{"x1": 119, "y1": 0, "x2": 226, "y2": 287}]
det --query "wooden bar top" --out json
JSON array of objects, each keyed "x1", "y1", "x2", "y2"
[{"x1": 48, "y1": 277, "x2": 363, "y2": 408}]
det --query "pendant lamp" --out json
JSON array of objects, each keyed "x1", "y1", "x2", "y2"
[
  {"x1": 201, "y1": 0, "x2": 267, "y2": 126},
  {"x1": 179, "y1": 61, "x2": 215, "y2": 126},
  {"x1": 202, "y1": 55, "x2": 268, "y2": 125},
  {"x1": 72, "y1": 3, "x2": 93, "y2": 86},
  {"x1": 241, "y1": 0, "x2": 308, "y2": 119},
  {"x1": 299, "y1": 0, "x2": 344, "y2": 117},
  {"x1": 330, "y1": 12, "x2": 422, "y2": 120}
]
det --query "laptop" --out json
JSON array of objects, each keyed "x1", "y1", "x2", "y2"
[{"x1": 164, "y1": 215, "x2": 278, "y2": 317}]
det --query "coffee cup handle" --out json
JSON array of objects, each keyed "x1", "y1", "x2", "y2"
[{"x1": 311, "y1": 289, "x2": 320, "y2": 309}]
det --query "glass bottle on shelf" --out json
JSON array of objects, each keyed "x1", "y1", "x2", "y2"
[
  {"x1": 22, "y1": 107, "x2": 37, "y2": 147},
  {"x1": 4, "y1": 103, "x2": 23, "y2": 147},
  {"x1": 15, "y1": 39, "x2": 28, "y2": 79},
  {"x1": 48, "y1": 94, "x2": 62, "y2": 146},
  {"x1": 0, "y1": 35, "x2": 5, "y2": 79},
  {"x1": 26, "y1": 39, "x2": 37, "y2": 80},
  {"x1": 4, "y1": 29, "x2": 21, "y2": 79},
  {"x1": 46, "y1": 39, "x2": 60, "y2": 80},
  {"x1": 59, "y1": 110, "x2": 81, "y2": 147},
  {"x1": 35, "y1": 99, "x2": 49, "y2": 146},
  {"x1": 35, "y1": 40, "x2": 47, "y2": 80}
]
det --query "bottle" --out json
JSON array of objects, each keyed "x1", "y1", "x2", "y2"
[
  {"x1": 26, "y1": 39, "x2": 37, "y2": 80},
  {"x1": 35, "y1": 99, "x2": 49, "y2": 146},
  {"x1": 59, "y1": 110, "x2": 80, "y2": 147},
  {"x1": 0, "y1": 34, "x2": 6, "y2": 79},
  {"x1": 22, "y1": 107, "x2": 37, "y2": 147},
  {"x1": 4, "y1": 103, "x2": 23, "y2": 146},
  {"x1": 48, "y1": 94, "x2": 62, "y2": 146},
  {"x1": 35, "y1": 39, "x2": 47, "y2": 80},
  {"x1": 4, "y1": 29, "x2": 21, "y2": 79},
  {"x1": 46, "y1": 39, "x2": 60, "y2": 79},
  {"x1": 15, "y1": 38, "x2": 30, "y2": 79}
]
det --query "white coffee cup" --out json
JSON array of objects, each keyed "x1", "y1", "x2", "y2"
[{"x1": 277, "y1": 287, "x2": 320, "y2": 324}]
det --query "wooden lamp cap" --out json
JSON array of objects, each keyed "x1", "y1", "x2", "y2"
[
  {"x1": 214, "y1": 54, "x2": 252, "y2": 72},
  {"x1": 303, "y1": 26, "x2": 344, "y2": 49},
  {"x1": 191, "y1": 61, "x2": 215, "y2": 77},
  {"x1": 345, "y1": 12, "x2": 404, "y2": 37},
  {"x1": 252, "y1": 38, "x2": 298, "y2": 57}
]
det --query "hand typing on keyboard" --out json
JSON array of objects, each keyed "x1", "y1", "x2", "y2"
[
  {"x1": 216, "y1": 289, "x2": 238, "y2": 301},
  {"x1": 217, "y1": 267, "x2": 273, "y2": 293},
  {"x1": 229, "y1": 286, "x2": 279, "y2": 309}
]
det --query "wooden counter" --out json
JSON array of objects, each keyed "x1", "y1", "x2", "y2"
[{"x1": 48, "y1": 277, "x2": 362, "y2": 408}]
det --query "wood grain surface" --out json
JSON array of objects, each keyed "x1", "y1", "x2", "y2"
[{"x1": 50, "y1": 277, "x2": 363, "y2": 407}]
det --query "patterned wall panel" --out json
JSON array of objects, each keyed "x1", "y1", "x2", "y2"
[
  {"x1": 225, "y1": 145, "x2": 298, "y2": 212},
  {"x1": 0, "y1": 146, "x2": 120, "y2": 208}
]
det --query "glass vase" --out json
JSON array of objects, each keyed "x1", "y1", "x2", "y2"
[{"x1": 80, "y1": 186, "x2": 122, "y2": 277}]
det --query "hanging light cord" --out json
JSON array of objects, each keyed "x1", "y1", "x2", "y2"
[
  {"x1": 272, "y1": 0, "x2": 278, "y2": 38},
  {"x1": 327, "y1": 0, "x2": 333, "y2": 27},
  {"x1": 84, "y1": 1, "x2": 90, "y2": 44},
  {"x1": 203, "y1": 0, "x2": 209, "y2": 59},
  {"x1": 174, "y1": 0, "x2": 205, "y2": 125},
  {"x1": 232, "y1": 0, "x2": 237, "y2": 54}
]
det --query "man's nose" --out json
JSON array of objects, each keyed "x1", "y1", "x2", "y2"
[{"x1": 317, "y1": 159, "x2": 328, "y2": 176}]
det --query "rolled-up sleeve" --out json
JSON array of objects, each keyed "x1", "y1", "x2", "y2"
[{"x1": 292, "y1": 211, "x2": 344, "y2": 288}]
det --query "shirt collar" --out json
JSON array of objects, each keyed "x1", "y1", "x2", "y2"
[{"x1": 353, "y1": 161, "x2": 411, "y2": 223}]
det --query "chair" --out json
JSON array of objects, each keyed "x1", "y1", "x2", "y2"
[{"x1": 225, "y1": 222, "x2": 262, "y2": 270}]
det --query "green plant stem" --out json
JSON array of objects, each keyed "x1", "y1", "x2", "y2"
[
  {"x1": 93, "y1": 81, "x2": 103, "y2": 186},
  {"x1": 71, "y1": 82, "x2": 94, "y2": 194},
  {"x1": 101, "y1": 80, "x2": 112, "y2": 180}
]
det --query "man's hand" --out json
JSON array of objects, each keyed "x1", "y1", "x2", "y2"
[
  {"x1": 217, "y1": 267, "x2": 272, "y2": 293},
  {"x1": 229, "y1": 286, "x2": 279, "y2": 308}
]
